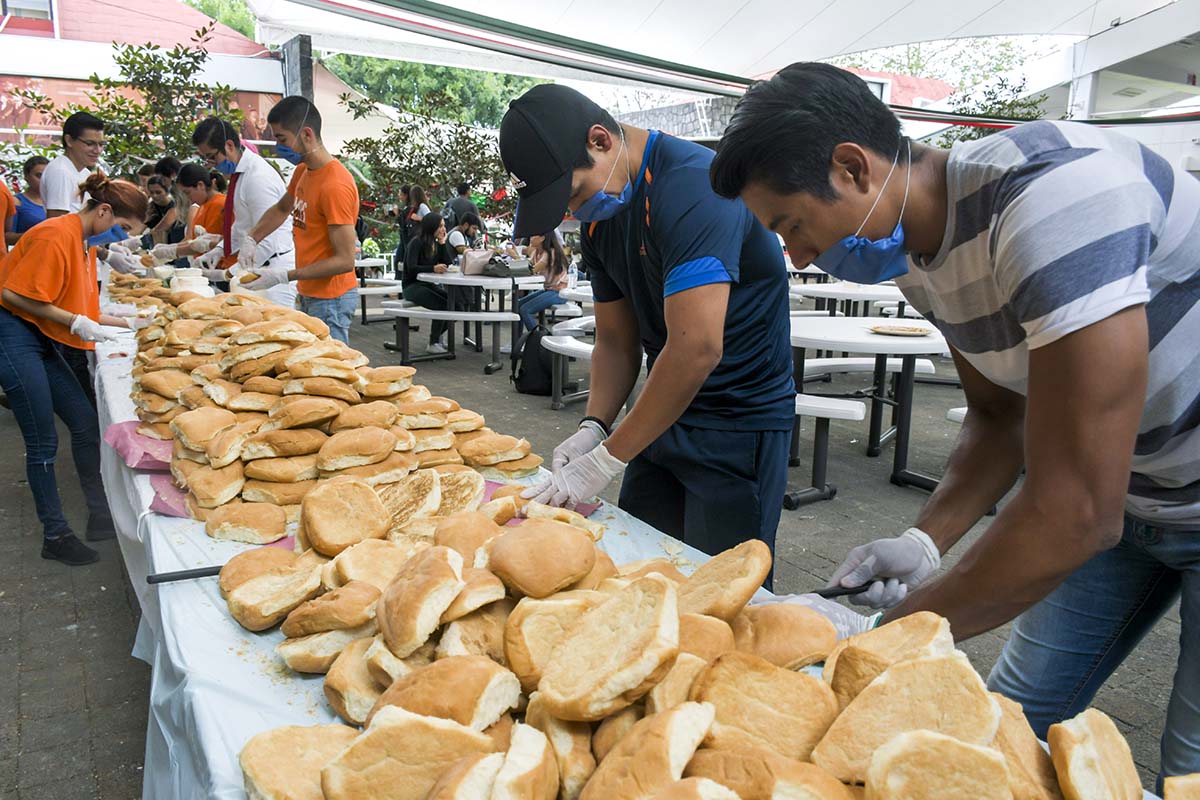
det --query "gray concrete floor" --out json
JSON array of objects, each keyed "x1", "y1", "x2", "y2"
[{"x1": 0, "y1": 294, "x2": 1179, "y2": 797}]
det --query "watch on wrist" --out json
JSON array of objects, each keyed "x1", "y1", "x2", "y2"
[{"x1": 580, "y1": 416, "x2": 610, "y2": 438}]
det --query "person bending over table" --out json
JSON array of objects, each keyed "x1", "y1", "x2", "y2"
[
  {"x1": 711, "y1": 62, "x2": 1200, "y2": 792},
  {"x1": 240, "y1": 97, "x2": 360, "y2": 344},
  {"x1": 402, "y1": 213, "x2": 455, "y2": 355},
  {"x1": 499, "y1": 85, "x2": 795, "y2": 585},
  {"x1": 516, "y1": 233, "x2": 569, "y2": 332},
  {"x1": 0, "y1": 173, "x2": 149, "y2": 566}
]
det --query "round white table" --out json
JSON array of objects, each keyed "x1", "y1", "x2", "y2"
[
  {"x1": 789, "y1": 281, "x2": 906, "y2": 315},
  {"x1": 789, "y1": 316, "x2": 947, "y2": 491},
  {"x1": 560, "y1": 284, "x2": 593, "y2": 304}
]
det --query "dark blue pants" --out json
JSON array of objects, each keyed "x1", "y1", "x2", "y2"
[
  {"x1": 618, "y1": 422, "x2": 789, "y2": 590},
  {"x1": 0, "y1": 309, "x2": 107, "y2": 540}
]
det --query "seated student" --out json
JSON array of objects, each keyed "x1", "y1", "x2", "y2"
[
  {"x1": 402, "y1": 213, "x2": 455, "y2": 354},
  {"x1": 447, "y1": 213, "x2": 482, "y2": 255},
  {"x1": 516, "y1": 233, "x2": 569, "y2": 331}
]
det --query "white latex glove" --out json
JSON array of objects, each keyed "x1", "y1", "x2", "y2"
[
  {"x1": 827, "y1": 527, "x2": 941, "y2": 609},
  {"x1": 124, "y1": 315, "x2": 154, "y2": 331},
  {"x1": 237, "y1": 234, "x2": 258, "y2": 272},
  {"x1": 70, "y1": 314, "x2": 118, "y2": 343},
  {"x1": 752, "y1": 594, "x2": 881, "y2": 639},
  {"x1": 552, "y1": 420, "x2": 606, "y2": 472},
  {"x1": 151, "y1": 243, "x2": 179, "y2": 263},
  {"x1": 115, "y1": 237, "x2": 142, "y2": 250},
  {"x1": 106, "y1": 249, "x2": 144, "y2": 275},
  {"x1": 101, "y1": 303, "x2": 138, "y2": 317},
  {"x1": 201, "y1": 268, "x2": 230, "y2": 283},
  {"x1": 243, "y1": 267, "x2": 290, "y2": 291},
  {"x1": 524, "y1": 443, "x2": 625, "y2": 508},
  {"x1": 193, "y1": 225, "x2": 208, "y2": 237},
  {"x1": 196, "y1": 232, "x2": 222, "y2": 250},
  {"x1": 195, "y1": 246, "x2": 224, "y2": 270},
  {"x1": 108, "y1": 243, "x2": 132, "y2": 257}
]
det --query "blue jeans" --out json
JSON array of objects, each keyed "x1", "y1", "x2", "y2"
[
  {"x1": 618, "y1": 423, "x2": 789, "y2": 591},
  {"x1": 0, "y1": 309, "x2": 107, "y2": 540},
  {"x1": 988, "y1": 514, "x2": 1199, "y2": 792},
  {"x1": 517, "y1": 289, "x2": 564, "y2": 331},
  {"x1": 298, "y1": 289, "x2": 358, "y2": 345}
]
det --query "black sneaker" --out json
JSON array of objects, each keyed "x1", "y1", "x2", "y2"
[
  {"x1": 85, "y1": 514, "x2": 117, "y2": 542},
  {"x1": 41, "y1": 534, "x2": 100, "y2": 566}
]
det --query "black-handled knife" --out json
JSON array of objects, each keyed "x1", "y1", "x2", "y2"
[
  {"x1": 146, "y1": 565, "x2": 222, "y2": 584},
  {"x1": 812, "y1": 584, "x2": 870, "y2": 599}
]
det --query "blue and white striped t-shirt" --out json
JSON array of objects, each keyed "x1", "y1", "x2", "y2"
[{"x1": 895, "y1": 120, "x2": 1200, "y2": 524}]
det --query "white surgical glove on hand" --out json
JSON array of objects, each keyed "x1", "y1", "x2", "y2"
[
  {"x1": 552, "y1": 420, "x2": 606, "y2": 472},
  {"x1": 523, "y1": 443, "x2": 626, "y2": 508},
  {"x1": 101, "y1": 303, "x2": 137, "y2": 317},
  {"x1": 244, "y1": 267, "x2": 290, "y2": 291},
  {"x1": 827, "y1": 527, "x2": 941, "y2": 609},
  {"x1": 196, "y1": 245, "x2": 224, "y2": 270},
  {"x1": 237, "y1": 235, "x2": 258, "y2": 273},
  {"x1": 70, "y1": 314, "x2": 118, "y2": 343},
  {"x1": 106, "y1": 249, "x2": 143, "y2": 275},
  {"x1": 108, "y1": 243, "x2": 132, "y2": 257},
  {"x1": 124, "y1": 315, "x2": 154, "y2": 331},
  {"x1": 116, "y1": 237, "x2": 142, "y2": 250},
  {"x1": 151, "y1": 243, "x2": 179, "y2": 263},
  {"x1": 196, "y1": 232, "x2": 222, "y2": 250}
]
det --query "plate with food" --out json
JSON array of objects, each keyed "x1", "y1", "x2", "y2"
[{"x1": 869, "y1": 324, "x2": 934, "y2": 337}]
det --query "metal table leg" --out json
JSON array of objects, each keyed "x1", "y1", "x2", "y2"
[
  {"x1": 866, "y1": 354, "x2": 888, "y2": 457},
  {"x1": 890, "y1": 355, "x2": 938, "y2": 491},
  {"x1": 789, "y1": 346, "x2": 806, "y2": 467}
]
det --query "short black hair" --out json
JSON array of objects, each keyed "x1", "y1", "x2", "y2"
[
  {"x1": 710, "y1": 62, "x2": 902, "y2": 201},
  {"x1": 137, "y1": 163, "x2": 155, "y2": 176},
  {"x1": 460, "y1": 213, "x2": 482, "y2": 229},
  {"x1": 267, "y1": 96, "x2": 321, "y2": 138},
  {"x1": 193, "y1": 116, "x2": 241, "y2": 151},
  {"x1": 62, "y1": 111, "x2": 103, "y2": 142},
  {"x1": 572, "y1": 108, "x2": 622, "y2": 170},
  {"x1": 456, "y1": 182, "x2": 470, "y2": 195},
  {"x1": 23, "y1": 155, "x2": 48, "y2": 177},
  {"x1": 155, "y1": 156, "x2": 182, "y2": 179},
  {"x1": 178, "y1": 162, "x2": 213, "y2": 188}
]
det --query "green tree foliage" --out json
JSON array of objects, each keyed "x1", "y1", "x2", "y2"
[
  {"x1": 830, "y1": 36, "x2": 1026, "y2": 92},
  {"x1": 338, "y1": 91, "x2": 515, "y2": 219},
  {"x1": 933, "y1": 77, "x2": 1047, "y2": 147},
  {"x1": 2, "y1": 25, "x2": 241, "y2": 178},
  {"x1": 183, "y1": 0, "x2": 256, "y2": 38},
  {"x1": 324, "y1": 55, "x2": 539, "y2": 129}
]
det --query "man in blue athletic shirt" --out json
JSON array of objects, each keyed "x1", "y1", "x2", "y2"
[{"x1": 499, "y1": 85, "x2": 794, "y2": 582}]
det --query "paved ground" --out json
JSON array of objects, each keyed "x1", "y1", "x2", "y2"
[{"x1": 0, "y1": 294, "x2": 1179, "y2": 797}]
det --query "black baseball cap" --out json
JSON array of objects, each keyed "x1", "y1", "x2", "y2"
[{"x1": 500, "y1": 84, "x2": 605, "y2": 238}]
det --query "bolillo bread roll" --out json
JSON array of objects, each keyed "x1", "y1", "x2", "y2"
[
  {"x1": 377, "y1": 546, "x2": 465, "y2": 657},
  {"x1": 492, "y1": 723, "x2": 560, "y2": 800},
  {"x1": 684, "y1": 746, "x2": 854, "y2": 800},
  {"x1": 488, "y1": 520, "x2": 596, "y2": 598},
  {"x1": 226, "y1": 563, "x2": 323, "y2": 632},
  {"x1": 677, "y1": 539, "x2": 772, "y2": 621},
  {"x1": 990, "y1": 693, "x2": 1064, "y2": 800},
  {"x1": 823, "y1": 611, "x2": 954, "y2": 710},
  {"x1": 651, "y1": 778, "x2": 742, "y2": 800},
  {"x1": 217, "y1": 548, "x2": 297, "y2": 599},
  {"x1": 300, "y1": 478, "x2": 390, "y2": 556},
  {"x1": 324, "y1": 636, "x2": 383, "y2": 726},
  {"x1": 239, "y1": 724, "x2": 359, "y2": 800},
  {"x1": 204, "y1": 502, "x2": 286, "y2": 545},
  {"x1": 526, "y1": 692, "x2": 596, "y2": 800},
  {"x1": 865, "y1": 729, "x2": 1012, "y2": 800},
  {"x1": 504, "y1": 591, "x2": 606, "y2": 693},
  {"x1": 366, "y1": 655, "x2": 521, "y2": 731},
  {"x1": 425, "y1": 753, "x2": 506, "y2": 800},
  {"x1": 281, "y1": 580, "x2": 380, "y2": 638},
  {"x1": 276, "y1": 620, "x2": 378, "y2": 673},
  {"x1": 580, "y1": 702, "x2": 714, "y2": 800},
  {"x1": 1048, "y1": 708, "x2": 1142, "y2": 800},
  {"x1": 730, "y1": 602, "x2": 837, "y2": 670},
  {"x1": 1165, "y1": 775, "x2": 1200, "y2": 800}
]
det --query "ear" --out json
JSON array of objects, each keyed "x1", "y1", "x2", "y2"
[
  {"x1": 829, "y1": 142, "x2": 873, "y2": 195},
  {"x1": 587, "y1": 124, "x2": 617, "y2": 153}
]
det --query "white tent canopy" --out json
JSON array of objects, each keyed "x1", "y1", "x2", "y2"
[{"x1": 248, "y1": 0, "x2": 1177, "y2": 94}]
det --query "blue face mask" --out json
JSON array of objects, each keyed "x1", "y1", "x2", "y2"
[
  {"x1": 86, "y1": 223, "x2": 128, "y2": 248},
  {"x1": 572, "y1": 132, "x2": 631, "y2": 223},
  {"x1": 275, "y1": 144, "x2": 304, "y2": 166},
  {"x1": 812, "y1": 140, "x2": 911, "y2": 284},
  {"x1": 214, "y1": 158, "x2": 237, "y2": 175}
]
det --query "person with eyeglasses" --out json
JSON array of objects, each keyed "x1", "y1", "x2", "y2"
[
  {"x1": 191, "y1": 116, "x2": 297, "y2": 308},
  {"x1": 42, "y1": 112, "x2": 104, "y2": 220}
]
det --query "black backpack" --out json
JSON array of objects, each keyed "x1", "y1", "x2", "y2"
[{"x1": 511, "y1": 326, "x2": 553, "y2": 396}]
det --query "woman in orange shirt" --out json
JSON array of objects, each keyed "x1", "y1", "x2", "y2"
[
  {"x1": 144, "y1": 164, "x2": 227, "y2": 266},
  {"x1": 0, "y1": 172, "x2": 147, "y2": 566}
]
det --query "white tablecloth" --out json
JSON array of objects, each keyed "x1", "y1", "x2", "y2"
[{"x1": 92, "y1": 330, "x2": 740, "y2": 799}]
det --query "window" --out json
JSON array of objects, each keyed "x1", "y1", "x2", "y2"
[
  {"x1": 3, "y1": 0, "x2": 52, "y2": 19},
  {"x1": 863, "y1": 79, "x2": 886, "y2": 100}
]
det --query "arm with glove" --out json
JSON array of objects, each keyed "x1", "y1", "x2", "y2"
[{"x1": 237, "y1": 193, "x2": 294, "y2": 290}]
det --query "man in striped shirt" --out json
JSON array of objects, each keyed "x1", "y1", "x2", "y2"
[{"x1": 711, "y1": 62, "x2": 1200, "y2": 789}]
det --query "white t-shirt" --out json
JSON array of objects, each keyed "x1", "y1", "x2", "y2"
[
  {"x1": 42, "y1": 154, "x2": 91, "y2": 213},
  {"x1": 447, "y1": 229, "x2": 470, "y2": 250}
]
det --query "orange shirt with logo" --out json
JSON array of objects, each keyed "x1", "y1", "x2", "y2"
[
  {"x1": 287, "y1": 161, "x2": 359, "y2": 300},
  {"x1": 0, "y1": 214, "x2": 98, "y2": 350},
  {"x1": 0, "y1": 182, "x2": 16, "y2": 256},
  {"x1": 189, "y1": 192, "x2": 225, "y2": 240}
]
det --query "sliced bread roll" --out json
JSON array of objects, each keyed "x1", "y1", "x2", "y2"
[
  {"x1": 811, "y1": 652, "x2": 1002, "y2": 784},
  {"x1": 526, "y1": 692, "x2": 596, "y2": 800},
  {"x1": 685, "y1": 746, "x2": 854, "y2": 800},
  {"x1": 301, "y1": 478, "x2": 390, "y2": 556},
  {"x1": 865, "y1": 729, "x2": 1012, "y2": 800},
  {"x1": 437, "y1": 597, "x2": 515, "y2": 665},
  {"x1": 317, "y1": 426, "x2": 398, "y2": 471},
  {"x1": 823, "y1": 611, "x2": 954, "y2": 710},
  {"x1": 377, "y1": 469, "x2": 442, "y2": 536},
  {"x1": 651, "y1": 778, "x2": 742, "y2": 800},
  {"x1": 619, "y1": 558, "x2": 688, "y2": 583},
  {"x1": 571, "y1": 548, "x2": 618, "y2": 590},
  {"x1": 689, "y1": 650, "x2": 838, "y2": 761},
  {"x1": 366, "y1": 655, "x2": 520, "y2": 731},
  {"x1": 440, "y1": 568, "x2": 506, "y2": 624},
  {"x1": 320, "y1": 706, "x2": 495, "y2": 800},
  {"x1": 1048, "y1": 708, "x2": 1142, "y2": 800},
  {"x1": 331, "y1": 538, "x2": 418, "y2": 592},
  {"x1": 324, "y1": 636, "x2": 384, "y2": 726},
  {"x1": 523, "y1": 501, "x2": 606, "y2": 542},
  {"x1": 990, "y1": 693, "x2": 1063, "y2": 800},
  {"x1": 492, "y1": 723, "x2": 560, "y2": 800},
  {"x1": 204, "y1": 502, "x2": 286, "y2": 545},
  {"x1": 504, "y1": 591, "x2": 607, "y2": 693},
  {"x1": 243, "y1": 454, "x2": 320, "y2": 483},
  {"x1": 434, "y1": 511, "x2": 506, "y2": 562},
  {"x1": 679, "y1": 613, "x2": 736, "y2": 663},
  {"x1": 677, "y1": 539, "x2": 772, "y2": 621},
  {"x1": 364, "y1": 635, "x2": 436, "y2": 688},
  {"x1": 239, "y1": 724, "x2": 359, "y2": 800},
  {"x1": 579, "y1": 702, "x2": 715, "y2": 800},
  {"x1": 591, "y1": 705, "x2": 642, "y2": 764},
  {"x1": 276, "y1": 620, "x2": 378, "y2": 674},
  {"x1": 425, "y1": 753, "x2": 505, "y2": 800},
  {"x1": 226, "y1": 563, "x2": 322, "y2": 632},
  {"x1": 1165, "y1": 774, "x2": 1200, "y2": 800},
  {"x1": 281, "y1": 580, "x2": 380, "y2": 637},
  {"x1": 434, "y1": 469, "x2": 486, "y2": 517},
  {"x1": 241, "y1": 428, "x2": 329, "y2": 460},
  {"x1": 731, "y1": 602, "x2": 837, "y2": 670},
  {"x1": 218, "y1": 548, "x2": 297, "y2": 599},
  {"x1": 645, "y1": 652, "x2": 708, "y2": 715},
  {"x1": 538, "y1": 575, "x2": 679, "y2": 721},
  {"x1": 489, "y1": 520, "x2": 596, "y2": 598},
  {"x1": 377, "y1": 546, "x2": 465, "y2": 657}
]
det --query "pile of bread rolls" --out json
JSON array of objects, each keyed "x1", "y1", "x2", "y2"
[
  {"x1": 110, "y1": 273, "x2": 542, "y2": 534},
  {"x1": 229, "y1": 517, "x2": 1194, "y2": 800}
]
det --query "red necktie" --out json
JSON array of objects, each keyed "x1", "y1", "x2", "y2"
[{"x1": 222, "y1": 171, "x2": 239, "y2": 257}]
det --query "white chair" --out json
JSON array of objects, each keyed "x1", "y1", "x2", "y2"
[
  {"x1": 784, "y1": 394, "x2": 867, "y2": 509},
  {"x1": 551, "y1": 316, "x2": 595, "y2": 338},
  {"x1": 803, "y1": 357, "x2": 935, "y2": 382},
  {"x1": 947, "y1": 407, "x2": 966, "y2": 424},
  {"x1": 357, "y1": 279, "x2": 404, "y2": 325},
  {"x1": 382, "y1": 306, "x2": 519, "y2": 373},
  {"x1": 539, "y1": 335, "x2": 647, "y2": 410}
]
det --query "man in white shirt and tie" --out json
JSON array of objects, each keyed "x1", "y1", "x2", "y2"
[{"x1": 191, "y1": 117, "x2": 297, "y2": 308}]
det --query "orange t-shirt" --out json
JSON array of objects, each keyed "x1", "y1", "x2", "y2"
[
  {"x1": 0, "y1": 214, "x2": 98, "y2": 350},
  {"x1": 0, "y1": 182, "x2": 16, "y2": 256},
  {"x1": 189, "y1": 192, "x2": 225, "y2": 240},
  {"x1": 287, "y1": 160, "x2": 360, "y2": 300}
]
